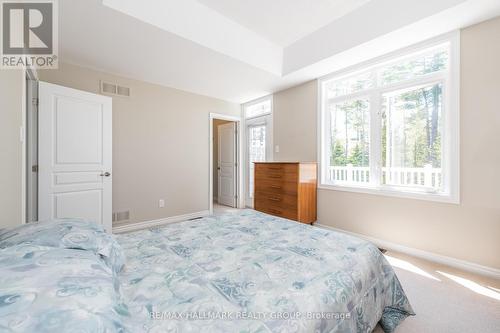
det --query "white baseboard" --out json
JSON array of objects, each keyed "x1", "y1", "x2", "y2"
[
  {"x1": 315, "y1": 223, "x2": 500, "y2": 280},
  {"x1": 113, "y1": 210, "x2": 210, "y2": 234}
]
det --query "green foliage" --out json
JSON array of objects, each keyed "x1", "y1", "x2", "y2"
[
  {"x1": 331, "y1": 141, "x2": 347, "y2": 166},
  {"x1": 382, "y1": 84, "x2": 442, "y2": 168},
  {"x1": 331, "y1": 51, "x2": 446, "y2": 170},
  {"x1": 330, "y1": 98, "x2": 370, "y2": 167},
  {"x1": 348, "y1": 144, "x2": 369, "y2": 167}
]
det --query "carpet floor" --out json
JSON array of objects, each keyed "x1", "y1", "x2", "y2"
[{"x1": 374, "y1": 251, "x2": 500, "y2": 333}]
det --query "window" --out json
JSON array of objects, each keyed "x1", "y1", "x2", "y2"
[
  {"x1": 319, "y1": 35, "x2": 459, "y2": 203},
  {"x1": 245, "y1": 99, "x2": 271, "y2": 119},
  {"x1": 244, "y1": 96, "x2": 273, "y2": 206}
]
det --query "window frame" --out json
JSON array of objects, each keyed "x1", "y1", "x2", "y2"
[
  {"x1": 317, "y1": 32, "x2": 460, "y2": 204},
  {"x1": 244, "y1": 95, "x2": 273, "y2": 120}
]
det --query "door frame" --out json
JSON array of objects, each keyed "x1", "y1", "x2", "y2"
[
  {"x1": 217, "y1": 122, "x2": 237, "y2": 207},
  {"x1": 23, "y1": 67, "x2": 39, "y2": 224},
  {"x1": 209, "y1": 113, "x2": 243, "y2": 215},
  {"x1": 242, "y1": 94, "x2": 274, "y2": 208},
  {"x1": 25, "y1": 71, "x2": 38, "y2": 222}
]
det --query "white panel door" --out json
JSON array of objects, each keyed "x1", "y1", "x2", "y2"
[
  {"x1": 38, "y1": 82, "x2": 113, "y2": 232},
  {"x1": 218, "y1": 122, "x2": 236, "y2": 207}
]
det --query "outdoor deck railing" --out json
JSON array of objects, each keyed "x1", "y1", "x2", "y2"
[{"x1": 328, "y1": 164, "x2": 442, "y2": 188}]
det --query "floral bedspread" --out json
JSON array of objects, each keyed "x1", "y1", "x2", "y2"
[
  {"x1": 0, "y1": 244, "x2": 128, "y2": 332},
  {"x1": 116, "y1": 209, "x2": 414, "y2": 332}
]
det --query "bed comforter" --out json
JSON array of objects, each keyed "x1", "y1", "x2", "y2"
[
  {"x1": 0, "y1": 210, "x2": 414, "y2": 333},
  {"x1": 116, "y1": 209, "x2": 414, "y2": 332}
]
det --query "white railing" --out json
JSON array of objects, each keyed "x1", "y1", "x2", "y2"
[
  {"x1": 330, "y1": 165, "x2": 371, "y2": 184},
  {"x1": 328, "y1": 164, "x2": 442, "y2": 188}
]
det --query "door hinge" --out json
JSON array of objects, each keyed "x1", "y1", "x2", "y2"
[
  {"x1": 32, "y1": 165, "x2": 38, "y2": 173},
  {"x1": 32, "y1": 98, "x2": 39, "y2": 107}
]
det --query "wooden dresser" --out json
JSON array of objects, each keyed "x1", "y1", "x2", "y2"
[{"x1": 254, "y1": 162, "x2": 317, "y2": 224}]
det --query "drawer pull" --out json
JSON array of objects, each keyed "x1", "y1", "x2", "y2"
[
  {"x1": 269, "y1": 175, "x2": 282, "y2": 179},
  {"x1": 268, "y1": 167, "x2": 282, "y2": 170},
  {"x1": 270, "y1": 185, "x2": 282, "y2": 189},
  {"x1": 268, "y1": 197, "x2": 281, "y2": 202},
  {"x1": 269, "y1": 208, "x2": 282, "y2": 214}
]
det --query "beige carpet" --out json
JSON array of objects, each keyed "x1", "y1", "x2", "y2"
[{"x1": 374, "y1": 251, "x2": 500, "y2": 333}]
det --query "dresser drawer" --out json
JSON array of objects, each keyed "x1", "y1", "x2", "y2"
[
  {"x1": 254, "y1": 198, "x2": 297, "y2": 220},
  {"x1": 255, "y1": 191, "x2": 297, "y2": 207},
  {"x1": 254, "y1": 178, "x2": 297, "y2": 195},
  {"x1": 255, "y1": 163, "x2": 298, "y2": 182}
]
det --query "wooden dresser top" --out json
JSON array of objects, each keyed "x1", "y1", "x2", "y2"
[{"x1": 253, "y1": 162, "x2": 317, "y2": 164}]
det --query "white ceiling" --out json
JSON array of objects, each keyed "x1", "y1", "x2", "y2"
[
  {"x1": 58, "y1": 0, "x2": 500, "y2": 103},
  {"x1": 196, "y1": 0, "x2": 372, "y2": 47}
]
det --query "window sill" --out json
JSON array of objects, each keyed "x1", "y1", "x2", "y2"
[{"x1": 318, "y1": 183, "x2": 460, "y2": 204}]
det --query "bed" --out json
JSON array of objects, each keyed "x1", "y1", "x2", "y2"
[{"x1": 0, "y1": 210, "x2": 414, "y2": 332}]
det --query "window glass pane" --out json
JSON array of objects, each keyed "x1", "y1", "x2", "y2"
[
  {"x1": 379, "y1": 49, "x2": 449, "y2": 86},
  {"x1": 248, "y1": 125, "x2": 266, "y2": 197},
  {"x1": 381, "y1": 83, "x2": 443, "y2": 190},
  {"x1": 325, "y1": 71, "x2": 374, "y2": 99},
  {"x1": 245, "y1": 100, "x2": 271, "y2": 119},
  {"x1": 328, "y1": 99, "x2": 370, "y2": 185}
]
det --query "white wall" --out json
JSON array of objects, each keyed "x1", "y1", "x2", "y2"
[
  {"x1": 273, "y1": 18, "x2": 500, "y2": 269},
  {"x1": 39, "y1": 63, "x2": 240, "y2": 225},
  {"x1": 0, "y1": 69, "x2": 24, "y2": 228}
]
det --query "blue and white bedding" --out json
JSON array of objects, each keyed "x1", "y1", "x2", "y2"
[
  {"x1": 0, "y1": 244, "x2": 128, "y2": 332},
  {"x1": 0, "y1": 219, "x2": 125, "y2": 274},
  {"x1": 0, "y1": 210, "x2": 414, "y2": 333}
]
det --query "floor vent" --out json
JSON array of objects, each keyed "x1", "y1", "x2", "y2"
[{"x1": 100, "y1": 81, "x2": 130, "y2": 97}]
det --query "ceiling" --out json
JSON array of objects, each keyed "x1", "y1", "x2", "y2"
[
  {"x1": 58, "y1": 0, "x2": 500, "y2": 103},
  {"x1": 196, "y1": 0, "x2": 372, "y2": 47}
]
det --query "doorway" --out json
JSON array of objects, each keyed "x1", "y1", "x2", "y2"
[
  {"x1": 242, "y1": 96, "x2": 273, "y2": 208},
  {"x1": 209, "y1": 113, "x2": 242, "y2": 215}
]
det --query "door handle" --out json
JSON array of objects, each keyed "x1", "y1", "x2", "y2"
[{"x1": 100, "y1": 172, "x2": 111, "y2": 177}]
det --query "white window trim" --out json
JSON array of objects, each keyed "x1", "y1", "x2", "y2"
[{"x1": 317, "y1": 32, "x2": 460, "y2": 204}]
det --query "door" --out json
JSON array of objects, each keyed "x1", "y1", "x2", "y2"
[
  {"x1": 38, "y1": 82, "x2": 113, "y2": 232},
  {"x1": 245, "y1": 115, "x2": 272, "y2": 207},
  {"x1": 217, "y1": 122, "x2": 236, "y2": 207}
]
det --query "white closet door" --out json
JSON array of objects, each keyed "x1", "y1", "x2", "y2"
[{"x1": 38, "y1": 82, "x2": 113, "y2": 232}]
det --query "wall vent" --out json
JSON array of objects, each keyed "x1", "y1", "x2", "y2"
[
  {"x1": 113, "y1": 211, "x2": 130, "y2": 222},
  {"x1": 116, "y1": 85, "x2": 130, "y2": 97},
  {"x1": 100, "y1": 81, "x2": 130, "y2": 97}
]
